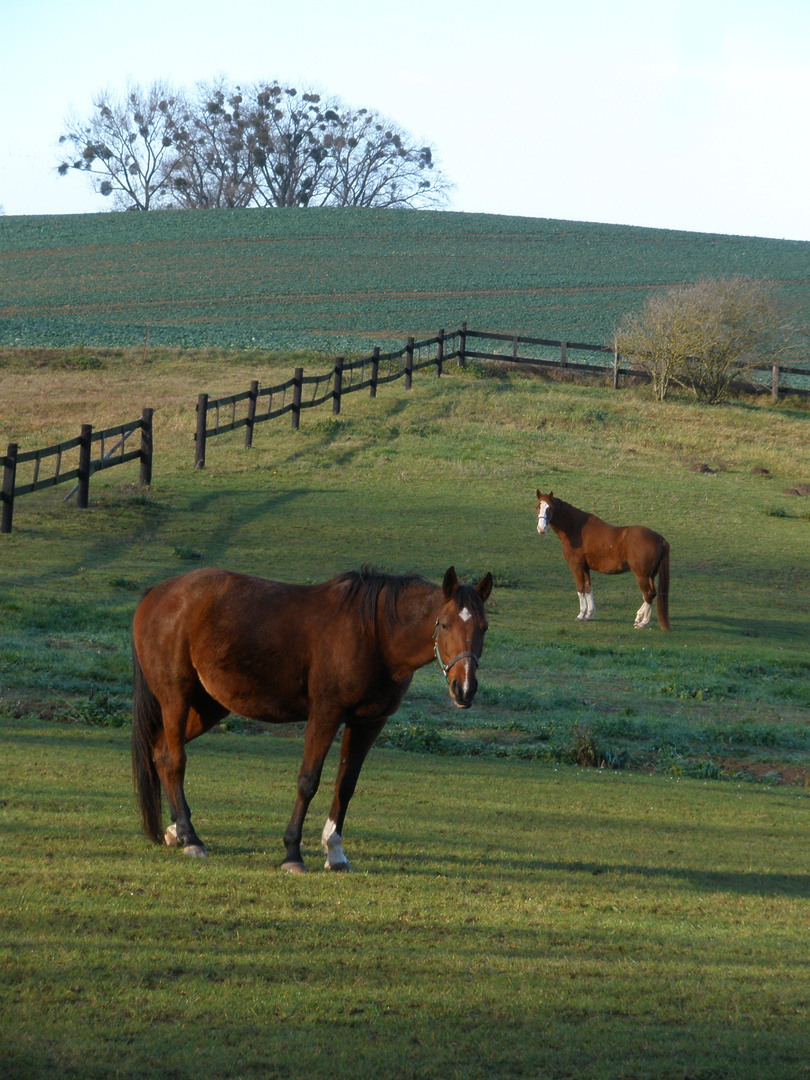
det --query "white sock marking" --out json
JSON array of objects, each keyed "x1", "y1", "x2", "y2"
[
  {"x1": 321, "y1": 817, "x2": 348, "y2": 870},
  {"x1": 634, "y1": 601, "x2": 652, "y2": 627}
]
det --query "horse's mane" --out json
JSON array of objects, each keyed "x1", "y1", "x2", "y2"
[
  {"x1": 336, "y1": 567, "x2": 431, "y2": 633},
  {"x1": 336, "y1": 567, "x2": 484, "y2": 633},
  {"x1": 552, "y1": 496, "x2": 587, "y2": 525}
]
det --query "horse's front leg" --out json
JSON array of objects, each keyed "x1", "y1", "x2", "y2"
[
  {"x1": 282, "y1": 713, "x2": 342, "y2": 873},
  {"x1": 572, "y1": 566, "x2": 594, "y2": 620},
  {"x1": 321, "y1": 718, "x2": 387, "y2": 872}
]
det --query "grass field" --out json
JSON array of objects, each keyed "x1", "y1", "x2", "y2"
[
  {"x1": 2, "y1": 713, "x2": 809, "y2": 1080},
  {"x1": 1, "y1": 207, "x2": 809, "y2": 357},
  {"x1": 1, "y1": 208, "x2": 810, "y2": 1077}
]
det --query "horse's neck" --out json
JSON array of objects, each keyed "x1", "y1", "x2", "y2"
[
  {"x1": 553, "y1": 500, "x2": 587, "y2": 535},
  {"x1": 380, "y1": 584, "x2": 440, "y2": 679}
]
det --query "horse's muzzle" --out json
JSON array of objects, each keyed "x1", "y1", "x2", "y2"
[{"x1": 450, "y1": 675, "x2": 478, "y2": 709}]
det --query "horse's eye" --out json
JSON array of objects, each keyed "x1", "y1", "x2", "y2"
[{"x1": 441, "y1": 622, "x2": 450, "y2": 631}]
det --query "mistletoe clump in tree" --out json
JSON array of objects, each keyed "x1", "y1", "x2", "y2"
[{"x1": 57, "y1": 79, "x2": 450, "y2": 212}]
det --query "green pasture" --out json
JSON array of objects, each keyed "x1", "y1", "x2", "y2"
[
  {"x1": 1, "y1": 208, "x2": 809, "y2": 359},
  {"x1": 2, "y1": 347, "x2": 809, "y2": 1078},
  {"x1": 2, "y1": 714, "x2": 808, "y2": 1080}
]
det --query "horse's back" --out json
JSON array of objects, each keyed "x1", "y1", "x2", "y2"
[
  {"x1": 579, "y1": 516, "x2": 664, "y2": 574},
  {"x1": 132, "y1": 569, "x2": 341, "y2": 719}
]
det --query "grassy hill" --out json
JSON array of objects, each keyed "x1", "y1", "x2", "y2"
[
  {"x1": 2, "y1": 207, "x2": 809, "y2": 354},
  {"x1": 2, "y1": 248, "x2": 810, "y2": 1078}
]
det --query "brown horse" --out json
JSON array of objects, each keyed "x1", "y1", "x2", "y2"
[
  {"x1": 132, "y1": 565, "x2": 493, "y2": 872},
  {"x1": 535, "y1": 490, "x2": 671, "y2": 630}
]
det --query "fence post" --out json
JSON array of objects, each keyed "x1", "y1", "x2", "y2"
[
  {"x1": 512, "y1": 335, "x2": 519, "y2": 361},
  {"x1": 458, "y1": 321, "x2": 467, "y2": 367},
  {"x1": 195, "y1": 394, "x2": 208, "y2": 469},
  {"x1": 245, "y1": 380, "x2": 259, "y2": 448},
  {"x1": 139, "y1": 408, "x2": 153, "y2": 486},
  {"x1": 369, "y1": 347, "x2": 380, "y2": 399},
  {"x1": 436, "y1": 329, "x2": 444, "y2": 378},
  {"x1": 613, "y1": 346, "x2": 620, "y2": 390},
  {"x1": 560, "y1": 341, "x2": 567, "y2": 368},
  {"x1": 332, "y1": 357, "x2": 344, "y2": 415},
  {"x1": 77, "y1": 424, "x2": 92, "y2": 509},
  {"x1": 405, "y1": 337, "x2": 414, "y2": 390},
  {"x1": 1, "y1": 443, "x2": 18, "y2": 534},
  {"x1": 772, "y1": 365, "x2": 779, "y2": 404},
  {"x1": 291, "y1": 367, "x2": 303, "y2": 429}
]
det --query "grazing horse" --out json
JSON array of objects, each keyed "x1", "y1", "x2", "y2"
[
  {"x1": 131, "y1": 565, "x2": 493, "y2": 872},
  {"x1": 535, "y1": 490, "x2": 671, "y2": 630}
]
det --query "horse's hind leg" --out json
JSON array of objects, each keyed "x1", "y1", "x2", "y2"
[
  {"x1": 153, "y1": 704, "x2": 207, "y2": 857},
  {"x1": 321, "y1": 719, "x2": 387, "y2": 872},
  {"x1": 633, "y1": 574, "x2": 656, "y2": 628}
]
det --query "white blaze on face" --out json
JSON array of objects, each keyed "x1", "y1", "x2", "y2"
[
  {"x1": 537, "y1": 501, "x2": 550, "y2": 534},
  {"x1": 459, "y1": 607, "x2": 473, "y2": 622}
]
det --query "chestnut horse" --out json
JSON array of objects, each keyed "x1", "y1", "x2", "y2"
[
  {"x1": 132, "y1": 565, "x2": 492, "y2": 872},
  {"x1": 535, "y1": 490, "x2": 670, "y2": 630}
]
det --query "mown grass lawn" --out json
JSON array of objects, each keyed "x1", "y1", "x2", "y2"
[{"x1": 2, "y1": 714, "x2": 809, "y2": 1080}]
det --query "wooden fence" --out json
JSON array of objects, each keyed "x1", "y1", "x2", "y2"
[
  {"x1": 194, "y1": 333, "x2": 448, "y2": 468},
  {"x1": 194, "y1": 323, "x2": 809, "y2": 464},
  {"x1": 1, "y1": 409, "x2": 153, "y2": 534}
]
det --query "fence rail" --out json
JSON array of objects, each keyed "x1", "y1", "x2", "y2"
[
  {"x1": 191, "y1": 324, "x2": 809, "y2": 464},
  {"x1": 194, "y1": 332, "x2": 449, "y2": 467},
  {"x1": 1, "y1": 409, "x2": 153, "y2": 534}
]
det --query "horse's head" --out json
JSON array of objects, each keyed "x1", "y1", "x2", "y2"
[
  {"x1": 536, "y1": 489, "x2": 554, "y2": 534},
  {"x1": 434, "y1": 566, "x2": 493, "y2": 709}
]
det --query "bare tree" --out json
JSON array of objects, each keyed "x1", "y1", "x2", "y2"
[
  {"x1": 59, "y1": 79, "x2": 450, "y2": 212},
  {"x1": 58, "y1": 82, "x2": 187, "y2": 210},
  {"x1": 324, "y1": 107, "x2": 449, "y2": 209},
  {"x1": 169, "y1": 83, "x2": 255, "y2": 208},
  {"x1": 615, "y1": 277, "x2": 793, "y2": 404}
]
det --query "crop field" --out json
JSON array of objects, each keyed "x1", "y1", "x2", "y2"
[
  {"x1": 1, "y1": 209, "x2": 810, "y2": 1078},
  {"x1": 2, "y1": 207, "x2": 809, "y2": 360}
]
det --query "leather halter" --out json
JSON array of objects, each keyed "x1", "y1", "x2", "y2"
[{"x1": 432, "y1": 619, "x2": 481, "y2": 682}]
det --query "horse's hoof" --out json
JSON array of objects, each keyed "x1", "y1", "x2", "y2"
[
  {"x1": 164, "y1": 824, "x2": 181, "y2": 847},
  {"x1": 182, "y1": 844, "x2": 207, "y2": 858},
  {"x1": 324, "y1": 859, "x2": 351, "y2": 872},
  {"x1": 282, "y1": 861, "x2": 307, "y2": 875},
  {"x1": 576, "y1": 613, "x2": 585, "y2": 621}
]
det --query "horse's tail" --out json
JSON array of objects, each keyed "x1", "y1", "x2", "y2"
[
  {"x1": 131, "y1": 636, "x2": 165, "y2": 843},
  {"x1": 656, "y1": 540, "x2": 671, "y2": 631}
]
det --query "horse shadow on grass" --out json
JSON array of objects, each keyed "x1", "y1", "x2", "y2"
[{"x1": 344, "y1": 835, "x2": 810, "y2": 899}]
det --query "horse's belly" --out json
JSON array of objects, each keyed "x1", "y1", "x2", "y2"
[
  {"x1": 198, "y1": 668, "x2": 307, "y2": 725},
  {"x1": 593, "y1": 558, "x2": 629, "y2": 575}
]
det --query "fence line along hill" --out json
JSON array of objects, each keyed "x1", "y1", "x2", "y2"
[{"x1": 1, "y1": 208, "x2": 808, "y2": 356}]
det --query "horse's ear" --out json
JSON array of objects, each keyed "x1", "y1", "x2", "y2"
[
  {"x1": 536, "y1": 488, "x2": 541, "y2": 499},
  {"x1": 442, "y1": 566, "x2": 458, "y2": 599},
  {"x1": 476, "y1": 572, "x2": 493, "y2": 602},
  {"x1": 549, "y1": 490, "x2": 553, "y2": 500}
]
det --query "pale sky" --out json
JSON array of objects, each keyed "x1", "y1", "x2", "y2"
[{"x1": 1, "y1": 0, "x2": 809, "y2": 240}]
